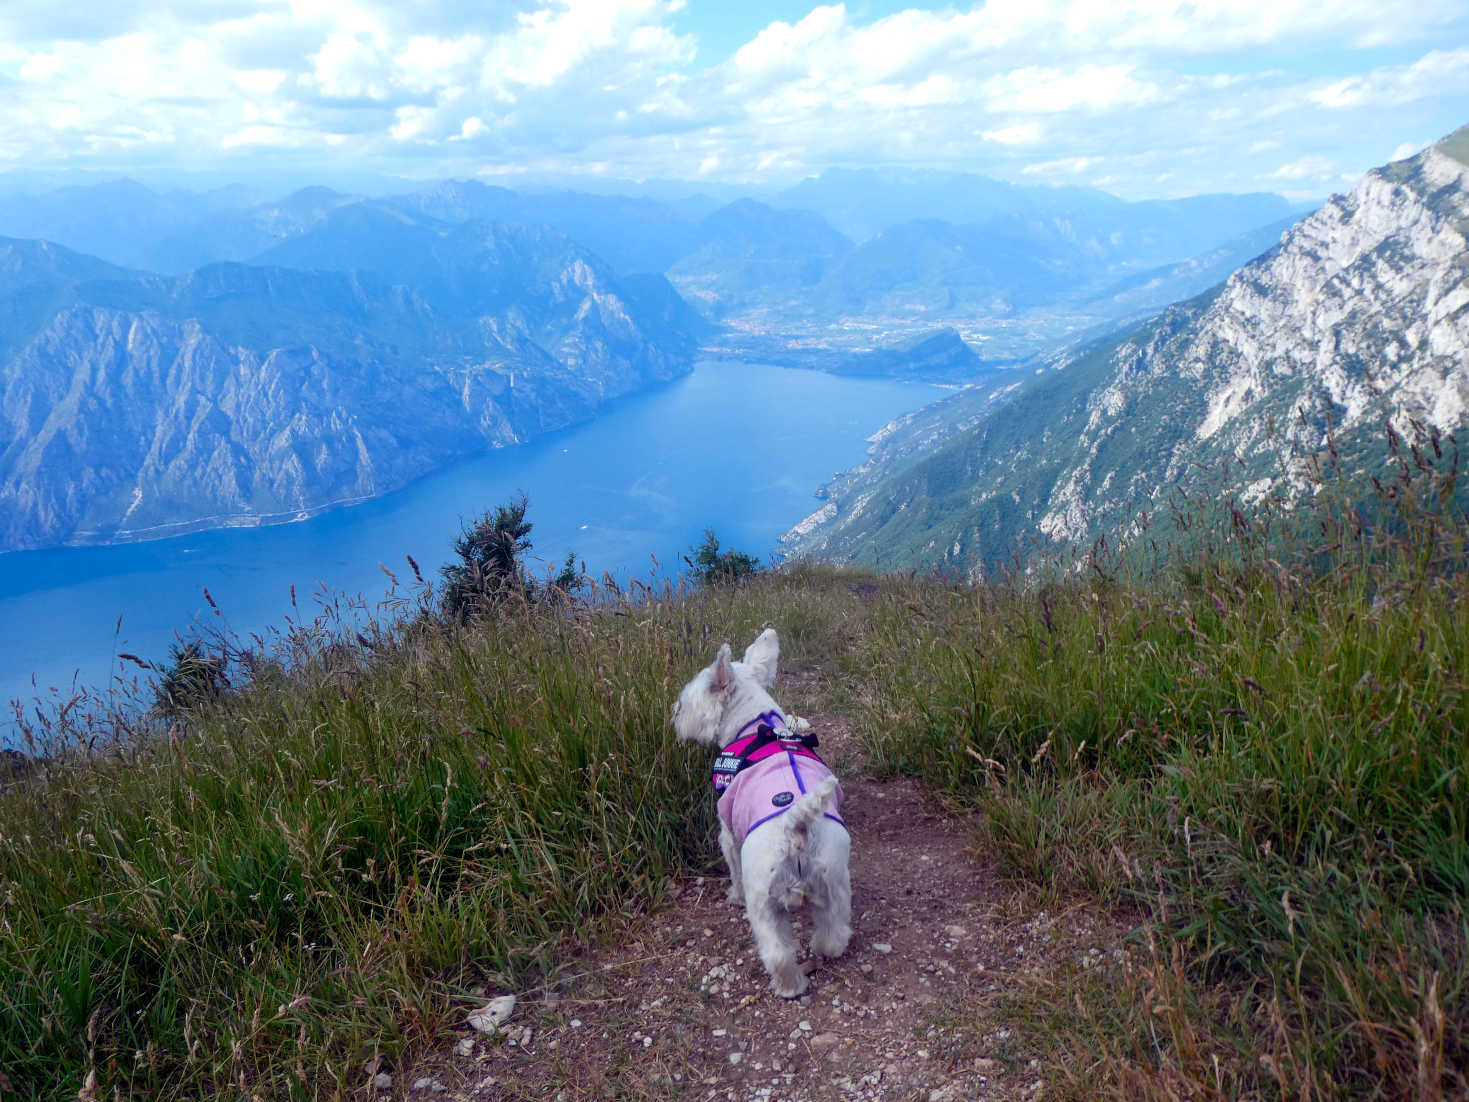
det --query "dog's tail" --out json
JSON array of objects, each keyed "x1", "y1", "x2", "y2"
[
  {"x1": 776, "y1": 776, "x2": 838, "y2": 909},
  {"x1": 780, "y1": 775, "x2": 838, "y2": 854}
]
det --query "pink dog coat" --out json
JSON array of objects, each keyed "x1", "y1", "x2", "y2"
[{"x1": 713, "y1": 712, "x2": 845, "y2": 846}]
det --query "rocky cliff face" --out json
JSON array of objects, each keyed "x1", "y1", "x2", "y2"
[
  {"x1": 0, "y1": 232, "x2": 699, "y2": 552},
  {"x1": 783, "y1": 129, "x2": 1469, "y2": 576}
]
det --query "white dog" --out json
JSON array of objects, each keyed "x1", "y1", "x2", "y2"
[{"x1": 672, "y1": 629, "x2": 852, "y2": 997}]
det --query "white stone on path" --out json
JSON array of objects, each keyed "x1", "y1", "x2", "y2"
[{"x1": 467, "y1": 994, "x2": 516, "y2": 1033}]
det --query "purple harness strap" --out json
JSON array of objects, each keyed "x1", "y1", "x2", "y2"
[
  {"x1": 711, "y1": 711, "x2": 823, "y2": 792},
  {"x1": 711, "y1": 712, "x2": 845, "y2": 844}
]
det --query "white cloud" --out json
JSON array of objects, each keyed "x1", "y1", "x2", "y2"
[
  {"x1": 18, "y1": 50, "x2": 63, "y2": 81},
  {"x1": 390, "y1": 104, "x2": 437, "y2": 141},
  {"x1": 310, "y1": 28, "x2": 394, "y2": 100},
  {"x1": 982, "y1": 122, "x2": 1044, "y2": 145},
  {"x1": 0, "y1": 0, "x2": 1462, "y2": 198},
  {"x1": 1057, "y1": 0, "x2": 1464, "y2": 52},
  {"x1": 1269, "y1": 155, "x2": 1335, "y2": 181},
  {"x1": 1021, "y1": 155, "x2": 1100, "y2": 176},
  {"x1": 221, "y1": 123, "x2": 308, "y2": 149},
  {"x1": 733, "y1": 6, "x2": 848, "y2": 77},
  {"x1": 983, "y1": 64, "x2": 1158, "y2": 114},
  {"x1": 395, "y1": 34, "x2": 485, "y2": 96},
  {"x1": 233, "y1": 68, "x2": 288, "y2": 96},
  {"x1": 1309, "y1": 47, "x2": 1469, "y2": 110},
  {"x1": 482, "y1": 0, "x2": 690, "y2": 92},
  {"x1": 458, "y1": 115, "x2": 489, "y2": 140}
]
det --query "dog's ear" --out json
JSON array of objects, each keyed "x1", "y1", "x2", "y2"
[
  {"x1": 710, "y1": 643, "x2": 735, "y2": 695},
  {"x1": 741, "y1": 628, "x2": 779, "y2": 689}
]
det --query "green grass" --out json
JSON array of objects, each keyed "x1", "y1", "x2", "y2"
[
  {"x1": 0, "y1": 568, "x2": 870, "y2": 1100},
  {"x1": 1, "y1": 435, "x2": 1465, "y2": 1099},
  {"x1": 848, "y1": 441, "x2": 1469, "y2": 1099}
]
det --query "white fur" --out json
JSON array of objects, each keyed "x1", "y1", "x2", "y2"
[{"x1": 673, "y1": 628, "x2": 852, "y2": 997}]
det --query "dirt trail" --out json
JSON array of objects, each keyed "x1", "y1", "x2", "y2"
[{"x1": 394, "y1": 665, "x2": 1127, "y2": 1102}]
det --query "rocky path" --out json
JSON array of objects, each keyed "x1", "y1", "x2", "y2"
[{"x1": 386, "y1": 667, "x2": 1129, "y2": 1102}]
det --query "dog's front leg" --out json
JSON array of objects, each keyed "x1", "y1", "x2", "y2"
[{"x1": 719, "y1": 821, "x2": 745, "y2": 904}]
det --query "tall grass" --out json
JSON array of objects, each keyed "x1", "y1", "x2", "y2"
[
  {"x1": 850, "y1": 427, "x2": 1468, "y2": 1098},
  {"x1": 0, "y1": 567, "x2": 866, "y2": 1100},
  {"x1": 2, "y1": 424, "x2": 1463, "y2": 1099}
]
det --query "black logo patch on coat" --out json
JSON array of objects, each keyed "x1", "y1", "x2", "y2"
[{"x1": 771, "y1": 791, "x2": 794, "y2": 807}]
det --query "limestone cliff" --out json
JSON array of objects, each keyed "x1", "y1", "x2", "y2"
[
  {"x1": 783, "y1": 128, "x2": 1469, "y2": 575},
  {"x1": 0, "y1": 231, "x2": 699, "y2": 552}
]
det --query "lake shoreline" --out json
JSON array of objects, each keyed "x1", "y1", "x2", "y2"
[{"x1": 1, "y1": 361, "x2": 942, "y2": 744}]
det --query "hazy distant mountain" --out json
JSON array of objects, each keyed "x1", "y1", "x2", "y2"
[
  {"x1": 806, "y1": 192, "x2": 1301, "y2": 323},
  {"x1": 0, "y1": 180, "x2": 253, "y2": 271},
  {"x1": 775, "y1": 167, "x2": 1041, "y2": 242},
  {"x1": 0, "y1": 234, "x2": 702, "y2": 552},
  {"x1": 0, "y1": 171, "x2": 1313, "y2": 386},
  {"x1": 775, "y1": 166, "x2": 1295, "y2": 256},
  {"x1": 1087, "y1": 192, "x2": 1302, "y2": 269},
  {"x1": 783, "y1": 128, "x2": 1469, "y2": 576},
  {"x1": 250, "y1": 203, "x2": 712, "y2": 354},
  {"x1": 1080, "y1": 217, "x2": 1298, "y2": 320},
  {"x1": 666, "y1": 199, "x2": 853, "y2": 318},
  {"x1": 815, "y1": 216, "x2": 1091, "y2": 317},
  {"x1": 0, "y1": 239, "x2": 135, "y2": 365},
  {"x1": 145, "y1": 186, "x2": 361, "y2": 273},
  {"x1": 390, "y1": 181, "x2": 711, "y2": 274},
  {"x1": 0, "y1": 173, "x2": 1301, "y2": 346}
]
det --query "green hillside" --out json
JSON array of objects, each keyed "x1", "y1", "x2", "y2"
[
  {"x1": 1439, "y1": 122, "x2": 1469, "y2": 168},
  {"x1": 803, "y1": 293, "x2": 1218, "y2": 576},
  {"x1": 788, "y1": 133, "x2": 1469, "y2": 580},
  {"x1": 1, "y1": 454, "x2": 1465, "y2": 1099}
]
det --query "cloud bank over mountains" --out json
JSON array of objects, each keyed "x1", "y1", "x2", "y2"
[{"x1": 0, "y1": 0, "x2": 1466, "y2": 199}]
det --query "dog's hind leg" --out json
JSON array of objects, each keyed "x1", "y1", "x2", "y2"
[
  {"x1": 809, "y1": 826, "x2": 852, "y2": 959},
  {"x1": 719, "y1": 821, "x2": 745, "y2": 905},
  {"x1": 745, "y1": 885, "x2": 807, "y2": 997},
  {"x1": 809, "y1": 858, "x2": 852, "y2": 959}
]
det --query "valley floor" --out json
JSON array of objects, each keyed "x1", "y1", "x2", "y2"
[{"x1": 400, "y1": 662, "x2": 1133, "y2": 1102}]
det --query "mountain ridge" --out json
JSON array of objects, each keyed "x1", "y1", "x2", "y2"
[
  {"x1": 782, "y1": 129, "x2": 1469, "y2": 575},
  {"x1": 0, "y1": 230, "x2": 702, "y2": 553}
]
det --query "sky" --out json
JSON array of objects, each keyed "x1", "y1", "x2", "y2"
[{"x1": 0, "y1": 0, "x2": 1466, "y2": 201}]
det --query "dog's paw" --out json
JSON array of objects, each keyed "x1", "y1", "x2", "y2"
[
  {"x1": 768, "y1": 956, "x2": 810, "y2": 998},
  {"x1": 725, "y1": 884, "x2": 745, "y2": 905},
  {"x1": 811, "y1": 928, "x2": 851, "y2": 959},
  {"x1": 770, "y1": 970, "x2": 810, "y2": 999}
]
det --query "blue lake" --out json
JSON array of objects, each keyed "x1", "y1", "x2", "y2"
[{"x1": 0, "y1": 361, "x2": 938, "y2": 740}]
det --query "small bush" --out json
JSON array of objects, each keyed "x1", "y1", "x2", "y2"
[
  {"x1": 688, "y1": 529, "x2": 761, "y2": 584},
  {"x1": 152, "y1": 640, "x2": 230, "y2": 718},
  {"x1": 440, "y1": 495, "x2": 580, "y2": 619}
]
